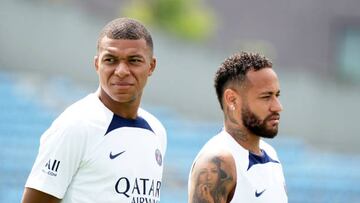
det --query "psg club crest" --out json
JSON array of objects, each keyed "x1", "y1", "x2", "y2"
[{"x1": 155, "y1": 149, "x2": 162, "y2": 166}]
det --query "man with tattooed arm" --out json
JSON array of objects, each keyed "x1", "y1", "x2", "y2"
[{"x1": 188, "y1": 52, "x2": 288, "y2": 203}]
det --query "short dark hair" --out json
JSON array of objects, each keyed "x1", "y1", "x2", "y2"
[
  {"x1": 97, "y1": 17, "x2": 153, "y2": 54},
  {"x1": 214, "y1": 52, "x2": 272, "y2": 109}
]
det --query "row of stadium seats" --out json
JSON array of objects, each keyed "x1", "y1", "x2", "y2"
[
  {"x1": 0, "y1": 72, "x2": 53, "y2": 202},
  {"x1": 1, "y1": 71, "x2": 360, "y2": 203}
]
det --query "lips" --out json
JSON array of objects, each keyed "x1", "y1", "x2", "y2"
[
  {"x1": 112, "y1": 81, "x2": 133, "y2": 86},
  {"x1": 111, "y1": 81, "x2": 134, "y2": 89},
  {"x1": 268, "y1": 114, "x2": 280, "y2": 121},
  {"x1": 267, "y1": 114, "x2": 280, "y2": 125}
]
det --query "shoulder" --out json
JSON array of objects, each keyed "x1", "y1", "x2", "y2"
[
  {"x1": 196, "y1": 131, "x2": 244, "y2": 160},
  {"x1": 138, "y1": 107, "x2": 166, "y2": 136},
  {"x1": 192, "y1": 133, "x2": 236, "y2": 174},
  {"x1": 41, "y1": 94, "x2": 102, "y2": 142},
  {"x1": 138, "y1": 108, "x2": 167, "y2": 153},
  {"x1": 193, "y1": 148, "x2": 236, "y2": 176},
  {"x1": 54, "y1": 93, "x2": 110, "y2": 129},
  {"x1": 188, "y1": 142, "x2": 236, "y2": 203},
  {"x1": 61, "y1": 93, "x2": 100, "y2": 120},
  {"x1": 260, "y1": 140, "x2": 280, "y2": 161}
]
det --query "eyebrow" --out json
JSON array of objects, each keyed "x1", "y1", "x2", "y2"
[
  {"x1": 260, "y1": 90, "x2": 280, "y2": 95},
  {"x1": 128, "y1": 54, "x2": 144, "y2": 58},
  {"x1": 102, "y1": 53, "x2": 116, "y2": 57},
  {"x1": 102, "y1": 51, "x2": 145, "y2": 58}
]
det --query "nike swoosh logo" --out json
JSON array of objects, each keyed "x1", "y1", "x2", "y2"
[
  {"x1": 255, "y1": 189, "x2": 266, "y2": 197},
  {"x1": 109, "y1": 150, "x2": 126, "y2": 159}
]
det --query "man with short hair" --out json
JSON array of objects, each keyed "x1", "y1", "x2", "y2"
[
  {"x1": 188, "y1": 52, "x2": 287, "y2": 202},
  {"x1": 22, "y1": 17, "x2": 167, "y2": 203}
]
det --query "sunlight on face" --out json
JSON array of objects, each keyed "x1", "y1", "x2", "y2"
[
  {"x1": 241, "y1": 68, "x2": 282, "y2": 138},
  {"x1": 95, "y1": 37, "x2": 155, "y2": 107}
]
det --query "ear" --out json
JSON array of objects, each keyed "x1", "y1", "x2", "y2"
[
  {"x1": 223, "y1": 88, "x2": 240, "y2": 110},
  {"x1": 94, "y1": 55, "x2": 99, "y2": 72},
  {"x1": 148, "y1": 57, "x2": 156, "y2": 76}
]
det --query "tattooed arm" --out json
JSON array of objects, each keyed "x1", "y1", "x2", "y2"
[{"x1": 188, "y1": 151, "x2": 236, "y2": 203}]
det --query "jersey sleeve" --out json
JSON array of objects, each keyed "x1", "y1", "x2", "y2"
[{"x1": 25, "y1": 118, "x2": 88, "y2": 199}]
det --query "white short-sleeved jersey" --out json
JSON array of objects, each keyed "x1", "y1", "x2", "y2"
[
  {"x1": 189, "y1": 130, "x2": 287, "y2": 203},
  {"x1": 25, "y1": 93, "x2": 167, "y2": 203}
]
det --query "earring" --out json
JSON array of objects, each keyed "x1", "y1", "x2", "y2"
[{"x1": 230, "y1": 105, "x2": 235, "y2": 111}]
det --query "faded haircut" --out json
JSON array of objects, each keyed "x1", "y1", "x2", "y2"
[
  {"x1": 97, "y1": 17, "x2": 153, "y2": 55},
  {"x1": 214, "y1": 52, "x2": 272, "y2": 109}
]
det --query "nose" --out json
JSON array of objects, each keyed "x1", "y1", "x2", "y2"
[
  {"x1": 114, "y1": 62, "x2": 130, "y2": 78},
  {"x1": 270, "y1": 97, "x2": 283, "y2": 113}
]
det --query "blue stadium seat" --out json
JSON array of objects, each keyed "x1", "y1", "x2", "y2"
[{"x1": 0, "y1": 71, "x2": 55, "y2": 202}]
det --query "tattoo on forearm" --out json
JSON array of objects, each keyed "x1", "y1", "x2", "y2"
[{"x1": 191, "y1": 157, "x2": 233, "y2": 203}]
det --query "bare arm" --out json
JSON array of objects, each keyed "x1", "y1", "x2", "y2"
[
  {"x1": 188, "y1": 151, "x2": 236, "y2": 203},
  {"x1": 22, "y1": 187, "x2": 61, "y2": 203}
]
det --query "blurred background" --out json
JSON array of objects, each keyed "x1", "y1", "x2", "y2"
[{"x1": 1, "y1": 0, "x2": 360, "y2": 202}]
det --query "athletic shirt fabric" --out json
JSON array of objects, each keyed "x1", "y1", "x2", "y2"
[
  {"x1": 189, "y1": 130, "x2": 288, "y2": 203},
  {"x1": 25, "y1": 93, "x2": 167, "y2": 203}
]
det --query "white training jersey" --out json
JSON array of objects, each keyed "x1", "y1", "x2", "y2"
[
  {"x1": 189, "y1": 130, "x2": 287, "y2": 203},
  {"x1": 25, "y1": 93, "x2": 167, "y2": 203}
]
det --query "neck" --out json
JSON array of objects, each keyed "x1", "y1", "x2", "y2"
[
  {"x1": 224, "y1": 125, "x2": 262, "y2": 155},
  {"x1": 224, "y1": 107, "x2": 261, "y2": 155},
  {"x1": 224, "y1": 111, "x2": 262, "y2": 155},
  {"x1": 97, "y1": 89, "x2": 140, "y2": 119}
]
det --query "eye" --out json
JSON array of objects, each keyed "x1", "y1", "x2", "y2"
[
  {"x1": 129, "y1": 57, "x2": 143, "y2": 64},
  {"x1": 210, "y1": 168, "x2": 218, "y2": 173},
  {"x1": 103, "y1": 57, "x2": 116, "y2": 64}
]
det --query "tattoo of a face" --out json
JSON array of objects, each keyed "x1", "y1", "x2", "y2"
[{"x1": 192, "y1": 157, "x2": 233, "y2": 203}]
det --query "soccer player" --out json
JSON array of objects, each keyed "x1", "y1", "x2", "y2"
[
  {"x1": 22, "y1": 17, "x2": 167, "y2": 203},
  {"x1": 188, "y1": 52, "x2": 288, "y2": 202}
]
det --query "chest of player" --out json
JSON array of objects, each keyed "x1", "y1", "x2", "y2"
[
  {"x1": 73, "y1": 127, "x2": 164, "y2": 202},
  {"x1": 87, "y1": 127, "x2": 163, "y2": 174},
  {"x1": 232, "y1": 163, "x2": 287, "y2": 203}
]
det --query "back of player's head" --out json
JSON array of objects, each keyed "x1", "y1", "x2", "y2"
[
  {"x1": 97, "y1": 17, "x2": 153, "y2": 54},
  {"x1": 214, "y1": 51, "x2": 272, "y2": 109}
]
